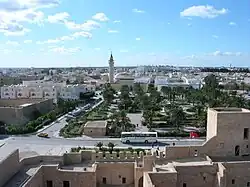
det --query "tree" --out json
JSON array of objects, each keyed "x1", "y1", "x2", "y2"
[
  {"x1": 95, "y1": 142, "x2": 103, "y2": 150},
  {"x1": 107, "y1": 142, "x2": 116, "y2": 153},
  {"x1": 103, "y1": 83, "x2": 115, "y2": 104},
  {"x1": 169, "y1": 106, "x2": 186, "y2": 130},
  {"x1": 143, "y1": 109, "x2": 155, "y2": 129}
]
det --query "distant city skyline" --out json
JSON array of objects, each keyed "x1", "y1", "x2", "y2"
[{"x1": 0, "y1": 0, "x2": 249, "y2": 67}]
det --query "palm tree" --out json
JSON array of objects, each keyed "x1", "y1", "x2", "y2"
[
  {"x1": 107, "y1": 142, "x2": 116, "y2": 153},
  {"x1": 169, "y1": 106, "x2": 186, "y2": 130},
  {"x1": 95, "y1": 142, "x2": 103, "y2": 150}
]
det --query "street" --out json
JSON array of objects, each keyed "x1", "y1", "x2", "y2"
[
  {"x1": 0, "y1": 135, "x2": 205, "y2": 157},
  {"x1": 37, "y1": 91, "x2": 103, "y2": 137},
  {"x1": 0, "y1": 91, "x2": 206, "y2": 157}
]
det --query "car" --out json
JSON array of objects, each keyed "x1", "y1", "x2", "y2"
[{"x1": 37, "y1": 133, "x2": 49, "y2": 138}]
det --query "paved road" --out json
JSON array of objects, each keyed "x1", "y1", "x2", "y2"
[
  {"x1": 38, "y1": 93, "x2": 104, "y2": 137},
  {"x1": 0, "y1": 134, "x2": 205, "y2": 157},
  {"x1": 5, "y1": 136, "x2": 205, "y2": 147},
  {"x1": 0, "y1": 91, "x2": 206, "y2": 157}
]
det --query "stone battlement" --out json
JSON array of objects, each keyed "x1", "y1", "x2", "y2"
[{"x1": 62, "y1": 149, "x2": 165, "y2": 165}]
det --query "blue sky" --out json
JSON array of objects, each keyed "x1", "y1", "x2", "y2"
[{"x1": 0, "y1": 0, "x2": 249, "y2": 67}]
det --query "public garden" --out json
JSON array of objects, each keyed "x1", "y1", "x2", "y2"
[{"x1": 60, "y1": 74, "x2": 250, "y2": 138}]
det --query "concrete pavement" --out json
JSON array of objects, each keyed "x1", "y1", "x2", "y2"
[{"x1": 0, "y1": 135, "x2": 205, "y2": 159}]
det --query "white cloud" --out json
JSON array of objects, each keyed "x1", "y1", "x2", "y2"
[
  {"x1": 113, "y1": 20, "x2": 121, "y2": 23},
  {"x1": 136, "y1": 37, "x2": 141, "y2": 41},
  {"x1": 181, "y1": 55, "x2": 197, "y2": 59},
  {"x1": 49, "y1": 46, "x2": 82, "y2": 54},
  {"x1": 148, "y1": 52, "x2": 156, "y2": 56},
  {"x1": 0, "y1": 49, "x2": 11, "y2": 54},
  {"x1": 71, "y1": 31, "x2": 92, "y2": 38},
  {"x1": 0, "y1": 0, "x2": 60, "y2": 12},
  {"x1": 212, "y1": 35, "x2": 219, "y2": 39},
  {"x1": 6, "y1": 41, "x2": 20, "y2": 46},
  {"x1": 37, "y1": 31, "x2": 92, "y2": 44},
  {"x1": 92, "y1": 13, "x2": 109, "y2": 22},
  {"x1": 120, "y1": 49, "x2": 128, "y2": 53},
  {"x1": 180, "y1": 5, "x2": 228, "y2": 18},
  {"x1": 229, "y1": 21, "x2": 237, "y2": 26},
  {"x1": 0, "y1": 0, "x2": 60, "y2": 36},
  {"x1": 24, "y1": 40, "x2": 32, "y2": 43},
  {"x1": 211, "y1": 51, "x2": 242, "y2": 56},
  {"x1": 108, "y1": 29, "x2": 119, "y2": 33},
  {"x1": 94, "y1": 48, "x2": 100, "y2": 51},
  {"x1": 65, "y1": 20, "x2": 100, "y2": 31},
  {"x1": 0, "y1": 21, "x2": 31, "y2": 36},
  {"x1": 47, "y1": 12, "x2": 69, "y2": 23},
  {"x1": 132, "y1": 9, "x2": 145, "y2": 13}
]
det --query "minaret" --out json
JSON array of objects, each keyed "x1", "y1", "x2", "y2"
[{"x1": 109, "y1": 52, "x2": 114, "y2": 83}]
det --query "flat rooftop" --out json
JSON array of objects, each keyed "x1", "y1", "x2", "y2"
[
  {"x1": 211, "y1": 107, "x2": 250, "y2": 113},
  {"x1": 84, "y1": 120, "x2": 107, "y2": 128}
]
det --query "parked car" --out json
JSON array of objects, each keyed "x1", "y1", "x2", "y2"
[{"x1": 37, "y1": 133, "x2": 49, "y2": 138}]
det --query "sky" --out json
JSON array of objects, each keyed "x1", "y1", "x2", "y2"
[{"x1": 0, "y1": 0, "x2": 249, "y2": 68}]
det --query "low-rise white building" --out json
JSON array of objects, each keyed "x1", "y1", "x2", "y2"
[
  {"x1": 154, "y1": 76, "x2": 202, "y2": 91},
  {"x1": 1, "y1": 80, "x2": 95, "y2": 102}
]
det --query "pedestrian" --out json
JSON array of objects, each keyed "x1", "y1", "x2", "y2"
[{"x1": 172, "y1": 142, "x2": 175, "y2": 146}]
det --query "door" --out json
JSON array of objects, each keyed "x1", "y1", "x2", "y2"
[{"x1": 235, "y1": 145, "x2": 240, "y2": 156}]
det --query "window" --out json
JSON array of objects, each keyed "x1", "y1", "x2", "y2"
[
  {"x1": 232, "y1": 179, "x2": 235, "y2": 184},
  {"x1": 247, "y1": 182, "x2": 250, "y2": 187},
  {"x1": 122, "y1": 177, "x2": 126, "y2": 184},
  {"x1": 102, "y1": 177, "x2": 107, "y2": 184},
  {"x1": 183, "y1": 183, "x2": 187, "y2": 187},
  {"x1": 244, "y1": 128, "x2": 249, "y2": 139},
  {"x1": 46, "y1": 180, "x2": 53, "y2": 187},
  {"x1": 63, "y1": 181, "x2": 70, "y2": 187}
]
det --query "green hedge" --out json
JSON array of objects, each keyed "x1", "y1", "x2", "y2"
[{"x1": 4, "y1": 100, "x2": 78, "y2": 135}]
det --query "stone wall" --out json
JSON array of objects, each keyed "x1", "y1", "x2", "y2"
[
  {"x1": 222, "y1": 162, "x2": 250, "y2": 187},
  {"x1": 0, "y1": 149, "x2": 21, "y2": 187},
  {"x1": 0, "y1": 98, "x2": 53, "y2": 125},
  {"x1": 175, "y1": 164, "x2": 217, "y2": 187},
  {"x1": 146, "y1": 172, "x2": 177, "y2": 187},
  {"x1": 23, "y1": 166, "x2": 44, "y2": 187},
  {"x1": 43, "y1": 165, "x2": 96, "y2": 187},
  {"x1": 96, "y1": 162, "x2": 134, "y2": 186}
]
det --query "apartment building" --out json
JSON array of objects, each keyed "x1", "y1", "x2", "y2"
[
  {"x1": 1, "y1": 107, "x2": 250, "y2": 186},
  {"x1": 0, "y1": 80, "x2": 95, "y2": 102}
]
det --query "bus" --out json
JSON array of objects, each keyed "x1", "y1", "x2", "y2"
[{"x1": 121, "y1": 132, "x2": 158, "y2": 144}]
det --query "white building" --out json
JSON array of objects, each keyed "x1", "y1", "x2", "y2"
[
  {"x1": 1, "y1": 80, "x2": 95, "y2": 103},
  {"x1": 154, "y1": 76, "x2": 202, "y2": 91},
  {"x1": 134, "y1": 76, "x2": 151, "y2": 84}
]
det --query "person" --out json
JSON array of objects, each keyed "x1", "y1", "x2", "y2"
[{"x1": 172, "y1": 142, "x2": 175, "y2": 146}]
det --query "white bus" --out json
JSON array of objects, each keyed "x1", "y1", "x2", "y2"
[{"x1": 121, "y1": 132, "x2": 158, "y2": 144}]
